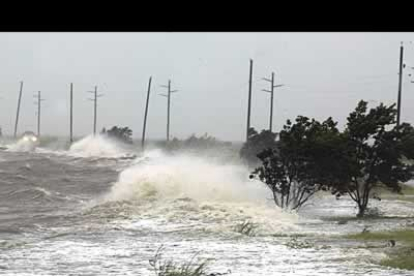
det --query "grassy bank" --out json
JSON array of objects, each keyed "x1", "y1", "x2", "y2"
[
  {"x1": 374, "y1": 184, "x2": 414, "y2": 203},
  {"x1": 345, "y1": 229, "x2": 414, "y2": 270}
]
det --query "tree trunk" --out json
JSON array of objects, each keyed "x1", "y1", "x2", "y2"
[
  {"x1": 352, "y1": 180, "x2": 372, "y2": 218},
  {"x1": 356, "y1": 202, "x2": 367, "y2": 218}
]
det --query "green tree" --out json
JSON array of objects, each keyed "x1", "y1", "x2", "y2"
[
  {"x1": 240, "y1": 127, "x2": 278, "y2": 167},
  {"x1": 250, "y1": 116, "x2": 341, "y2": 210},
  {"x1": 330, "y1": 101, "x2": 414, "y2": 217},
  {"x1": 250, "y1": 101, "x2": 414, "y2": 216}
]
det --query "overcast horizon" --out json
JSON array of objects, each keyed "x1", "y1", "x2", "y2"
[{"x1": 0, "y1": 32, "x2": 413, "y2": 142}]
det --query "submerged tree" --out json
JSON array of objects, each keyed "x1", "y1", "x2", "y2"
[
  {"x1": 239, "y1": 127, "x2": 278, "y2": 167},
  {"x1": 330, "y1": 101, "x2": 414, "y2": 217},
  {"x1": 101, "y1": 126, "x2": 133, "y2": 144},
  {"x1": 250, "y1": 116, "x2": 342, "y2": 211}
]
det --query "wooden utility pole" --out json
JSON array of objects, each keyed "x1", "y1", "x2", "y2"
[
  {"x1": 13, "y1": 81, "x2": 23, "y2": 138},
  {"x1": 262, "y1": 72, "x2": 284, "y2": 132},
  {"x1": 141, "y1": 76, "x2": 152, "y2": 150},
  {"x1": 69, "y1": 83, "x2": 73, "y2": 144},
  {"x1": 87, "y1": 86, "x2": 103, "y2": 135},
  {"x1": 93, "y1": 86, "x2": 97, "y2": 135},
  {"x1": 246, "y1": 59, "x2": 253, "y2": 141},
  {"x1": 34, "y1": 91, "x2": 45, "y2": 137},
  {"x1": 159, "y1": 80, "x2": 178, "y2": 142},
  {"x1": 397, "y1": 44, "x2": 404, "y2": 126}
]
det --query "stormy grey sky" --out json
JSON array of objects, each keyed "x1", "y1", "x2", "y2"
[{"x1": 0, "y1": 32, "x2": 413, "y2": 142}]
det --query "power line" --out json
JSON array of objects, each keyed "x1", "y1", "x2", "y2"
[
  {"x1": 69, "y1": 83, "x2": 73, "y2": 144},
  {"x1": 13, "y1": 81, "x2": 23, "y2": 138},
  {"x1": 246, "y1": 59, "x2": 253, "y2": 142},
  {"x1": 142, "y1": 76, "x2": 152, "y2": 150},
  {"x1": 33, "y1": 91, "x2": 45, "y2": 137},
  {"x1": 397, "y1": 43, "x2": 404, "y2": 126},
  {"x1": 159, "y1": 79, "x2": 178, "y2": 142},
  {"x1": 87, "y1": 86, "x2": 104, "y2": 135},
  {"x1": 262, "y1": 72, "x2": 284, "y2": 132}
]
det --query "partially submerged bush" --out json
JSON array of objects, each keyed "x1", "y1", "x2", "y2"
[
  {"x1": 149, "y1": 245, "x2": 231, "y2": 276},
  {"x1": 233, "y1": 221, "x2": 257, "y2": 236},
  {"x1": 380, "y1": 247, "x2": 414, "y2": 270},
  {"x1": 284, "y1": 237, "x2": 313, "y2": 249},
  {"x1": 344, "y1": 229, "x2": 414, "y2": 270}
]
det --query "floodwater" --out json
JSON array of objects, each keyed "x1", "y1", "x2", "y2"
[{"x1": 0, "y1": 135, "x2": 413, "y2": 276}]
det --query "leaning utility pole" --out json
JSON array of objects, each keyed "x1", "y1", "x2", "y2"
[
  {"x1": 34, "y1": 91, "x2": 45, "y2": 137},
  {"x1": 13, "y1": 81, "x2": 24, "y2": 138},
  {"x1": 246, "y1": 59, "x2": 253, "y2": 141},
  {"x1": 141, "y1": 76, "x2": 152, "y2": 150},
  {"x1": 262, "y1": 72, "x2": 284, "y2": 132},
  {"x1": 397, "y1": 43, "x2": 404, "y2": 126},
  {"x1": 159, "y1": 80, "x2": 178, "y2": 142},
  {"x1": 87, "y1": 86, "x2": 103, "y2": 135},
  {"x1": 69, "y1": 83, "x2": 74, "y2": 144}
]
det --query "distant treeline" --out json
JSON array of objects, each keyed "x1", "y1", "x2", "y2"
[{"x1": 100, "y1": 127, "x2": 239, "y2": 157}]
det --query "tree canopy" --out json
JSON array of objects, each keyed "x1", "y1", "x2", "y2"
[
  {"x1": 239, "y1": 127, "x2": 278, "y2": 167},
  {"x1": 329, "y1": 101, "x2": 414, "y2": 217},
  {"x1": 250, "y1": 100, "x2": 414, "y2": 216},
  {"x1": 250, "y1": 116, "x2": 341, "y2": 210}
]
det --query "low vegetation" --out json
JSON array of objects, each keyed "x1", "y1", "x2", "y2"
[
  {"x1": 149, "y1": 245, "x2": 231, "y2": 276},
  {"x1": 166, "y1": 133, "x2": 232, "y2": 153},
  {"x1": 345, "y1": 229, "x2": 414, "y2": 243},
  {"x1": 381, "y1": 247, "x2": 414, "y2": 270},
  {"x1": 344, "y1": 229, "x2": 414, "y2": 270},
  {"x1": 375, "y1": 184, "x2": 414, "y2": 203},
  {"x1": 233, "y1": 221, "x2": 257, "y2": 236},
  {"x1": 284, "y1": 237, "x2": 313, "y2": 249}
]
